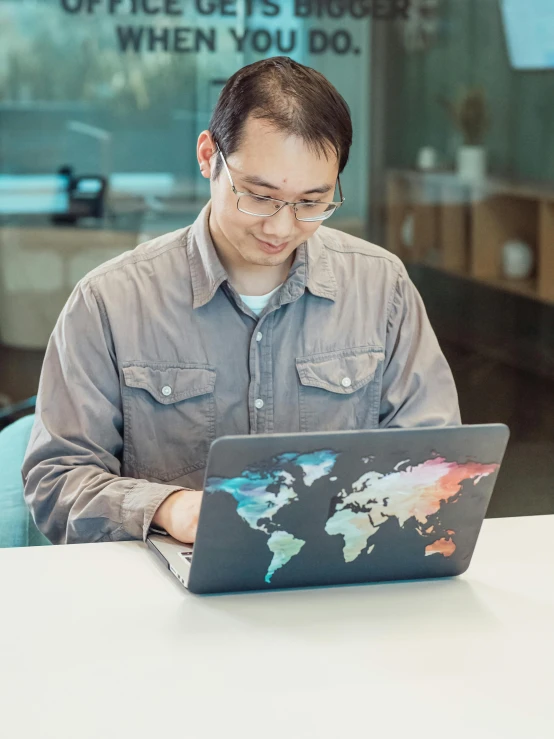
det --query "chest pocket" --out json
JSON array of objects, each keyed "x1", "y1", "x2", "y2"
[
  {"x1": 296, "y1": 346, "x2": 384, "y2": 433},
  {"x1": 122, "y1": 362, "x2": 216, "y2": 482}
]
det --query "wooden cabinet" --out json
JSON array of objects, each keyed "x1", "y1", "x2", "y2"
[
  {"x1": 386, "y1": 170, "x2": 554, "y2": 305},
  {"x1": 0, "y1": 226, "x2": 138, "y2": 349}
]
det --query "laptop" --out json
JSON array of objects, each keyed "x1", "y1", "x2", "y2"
[{"x1": 147, "y1": 424, "x2": 509, "y2": 594}]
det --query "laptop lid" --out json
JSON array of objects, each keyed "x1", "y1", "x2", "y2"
[{"x1": 187, "y1": 424, "x2": 509, "y2": 594}]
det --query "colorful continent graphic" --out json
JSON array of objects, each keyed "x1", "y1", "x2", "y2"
[
  {"x1": 205, "y1": 450, "x2": 338, "y2": 582},
  {"x1": 206, "y1": 452, "x2": 499, "y2": 583},
  {"x1": 325, "y1": 457, "x2": 499, "y2": 562}
]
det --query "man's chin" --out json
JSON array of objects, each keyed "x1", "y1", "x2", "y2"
[{"x1": 247, "y1": 251, "x2": 293, "y2": 267}]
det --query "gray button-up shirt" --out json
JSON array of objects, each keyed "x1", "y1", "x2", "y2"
[{"x1": 23, "y1": 203, "x2": 460, "y2": 544}]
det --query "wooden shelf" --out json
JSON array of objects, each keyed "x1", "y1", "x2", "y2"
[
  {"x1": 539, "y1": 201, "x2": 554, "y2": 303},
  {"x1": 429, "y1": 263, "x2": 539, "y2": 302},
  {"x1": 386, "y1": 170, "x2": 554, "y2": 306}
]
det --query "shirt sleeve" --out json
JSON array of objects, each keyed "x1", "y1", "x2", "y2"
[
  {"x1": 22, "y1": 279, "x2": 185, "y2": 544},
  {"x1": 379, "y1": 264, "x2": 461, "y2": 428}
]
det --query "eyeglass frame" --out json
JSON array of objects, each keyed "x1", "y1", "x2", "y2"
[{"x1": 213, "y1": 144, "x2": 345, "y2": 222}]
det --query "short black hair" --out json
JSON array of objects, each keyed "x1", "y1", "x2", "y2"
[{"x1": 208, "y1": 56, "x2": 353, "y2": 180}]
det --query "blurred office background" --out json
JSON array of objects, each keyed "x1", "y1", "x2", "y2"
[{"x1": 1, "y1": 0, "x2": 552, "y2": 525}]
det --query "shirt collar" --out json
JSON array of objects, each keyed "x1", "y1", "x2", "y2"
[
  {"x1": 187, "y1": 201, "x2": 338, "y2": 309},
  {"x1": 187, "y1": 202, "x2": 228, "y2": 309}
]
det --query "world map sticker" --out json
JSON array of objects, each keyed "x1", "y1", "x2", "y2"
[{"x1": 205, "y1": 450, "x2": 499, "y2": 584}]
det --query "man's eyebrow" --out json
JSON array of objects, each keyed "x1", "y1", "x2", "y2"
[{"x1": 241, "y1": 174, "x2": 334, "y2": 196}]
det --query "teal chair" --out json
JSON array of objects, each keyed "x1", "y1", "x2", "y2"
[{"x1": 0, "y1": 414, "x2": 51, "y2": 548}]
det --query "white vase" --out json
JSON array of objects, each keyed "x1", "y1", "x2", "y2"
[
  {"x1": 401, "y1": 212, "x2": 415, "y2": 250},
  {"x1": 502, "y1": 240, "x2": 535, "y2": 280},
  {"x1": 457, "y1": 146, "x2": 487, "y2": 181},
  {"x1": 416, "y1": 146, "x2": 438, "y2": 171}
]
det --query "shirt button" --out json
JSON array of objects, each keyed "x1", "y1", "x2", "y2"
[
  {"x1": 161, "y1": 385, "x2": 172, "y2": 396},
  {"x1": 256, "y1": 332, "x2": 263, "y2": 342},
  {"x1": 341, "y1": 377, "x2": 352, "y2": 388},
  {"x1": 254, "y1": 398, "x2": 264, "y2": 409}
]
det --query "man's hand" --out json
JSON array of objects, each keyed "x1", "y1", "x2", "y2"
[{"x1": 152, "y1": 489, "x2": 203, "y2": 543}]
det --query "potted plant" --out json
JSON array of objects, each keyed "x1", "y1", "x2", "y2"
[{"x1": 439, "y1": 88, "x2": 490, "y2": 181}]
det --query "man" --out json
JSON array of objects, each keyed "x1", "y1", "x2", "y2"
[{"x1": 23, "y1": 56, "x2": 460, "y2": 546}]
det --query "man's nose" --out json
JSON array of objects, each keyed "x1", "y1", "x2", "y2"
[{"x1": 261, "y1": 204, "x2": 296, "y2": 240}]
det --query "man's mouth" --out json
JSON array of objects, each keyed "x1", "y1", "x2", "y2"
[{"x1": 255, "y1": 237, "x2": 289, "y2": 254}]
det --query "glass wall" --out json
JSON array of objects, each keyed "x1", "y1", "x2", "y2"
[
  {"x1": 1, "y1": 0, "x2": 552, "y2": 520},
  {"x1": 0, "y1": 0, "x2": 370, "y2": 350},
  {"x1": 374, "y1": 0, "x2": 554, "y2": 516}
]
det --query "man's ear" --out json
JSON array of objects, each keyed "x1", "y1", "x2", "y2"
[{"x1": 197, "y1": 131, "x2": 217, "y2": 179}]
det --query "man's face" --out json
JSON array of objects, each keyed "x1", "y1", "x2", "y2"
[{"x1": 206, "y1": 117, "x2": 340, "y2": 268}]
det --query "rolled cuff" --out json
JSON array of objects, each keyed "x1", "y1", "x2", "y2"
[{"x1": 121, "y1": 481, "x2": 190, "y2": 541}]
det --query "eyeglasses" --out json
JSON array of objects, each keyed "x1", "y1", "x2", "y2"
[{"x1": 215, "y1": 145, "x2": 344, "y2": 222}]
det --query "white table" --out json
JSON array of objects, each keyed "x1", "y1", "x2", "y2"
[{"x1": 1, "y1": 515, "x2": 553, "y2": 739}]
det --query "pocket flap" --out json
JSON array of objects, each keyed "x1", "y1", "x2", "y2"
[
  {"x1": 122, "y1": 363, "x2": 216, "y2": 405},
  {"x1": 296, "y1": 347, "x2": 383, "y2": 394}
]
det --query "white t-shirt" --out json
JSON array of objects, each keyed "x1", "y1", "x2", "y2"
[{"x1": 239, "y1": 284, "x2": 282, "y2": 317}]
